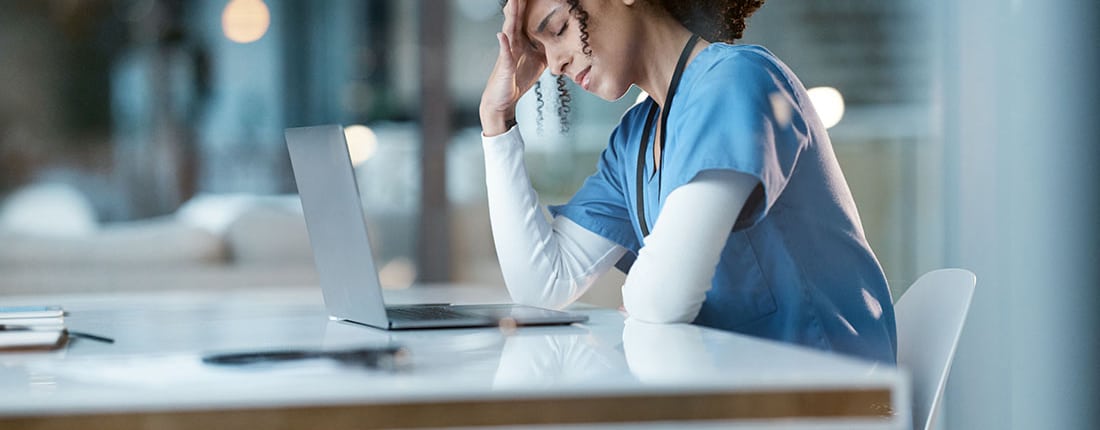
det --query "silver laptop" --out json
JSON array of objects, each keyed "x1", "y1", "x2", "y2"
[{"x1": 285, "y1": 125, "x2": 588, "y2": 330}]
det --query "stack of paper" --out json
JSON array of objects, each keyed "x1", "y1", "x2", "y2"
[{"x1": 0, "y1": 306, "x2": 67, "y2": 351}]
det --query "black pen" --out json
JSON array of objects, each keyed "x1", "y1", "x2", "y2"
[{"x1": 65, "y1": 330, "x2": 115, "y2": 344}]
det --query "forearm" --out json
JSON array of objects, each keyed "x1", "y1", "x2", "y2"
[
  {"x1": 622, "y1": 169, "x2": 757, "y2": 323},
  {"x1": 482, "y1": 126, "x2": 626, "y2": 309}
]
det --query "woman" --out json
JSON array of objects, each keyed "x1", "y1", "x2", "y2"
[{"x1": 479, "y1": 0, "x2": 897, "y2": 363}]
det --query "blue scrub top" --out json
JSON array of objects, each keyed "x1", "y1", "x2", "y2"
[{"x1": 549, "y1": 44, "x2": 897, "y2": 364}]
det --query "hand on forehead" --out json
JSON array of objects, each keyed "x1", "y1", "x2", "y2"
[{"x1": 510, "y1": 0, "x2": 565, "y2": 39}]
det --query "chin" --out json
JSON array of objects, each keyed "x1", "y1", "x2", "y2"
[{"x1": 597, "y1": 84, "x2": 632, "y2": 102}]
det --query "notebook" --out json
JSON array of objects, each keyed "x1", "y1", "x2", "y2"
[
  {"x1": 0, "y1": 306, "x2": 67, "y2": 351},
  {"x1": 285, "y1": 125, "x2": 588, "y2": 330}
]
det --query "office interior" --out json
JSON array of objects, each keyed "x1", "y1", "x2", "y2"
[{"x1": 0, "y1": 0, "x2": 1096, "y2": 428}]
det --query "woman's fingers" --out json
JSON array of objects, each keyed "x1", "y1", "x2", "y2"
[
  {"x1": 514, "y1": 0, "x2": 526, "y2": 20},
  {"x1": 482, "y1": 1, "x2": 543, "y2": 117},
  {"x1": 496, "y1": 32, "x2": 514, "y2": 73},
  {"x1": 502, "y1": 0, "x2": 529, "y2": 57},
  {"x1": 512, "y1": 0, "x2": 527, "y2": 41},
  {"x1": 502, "y1": 0, "x2": 522, "y2": 47},
  {"x1": 502, "y1": 0, "x2": 515, "y2": 41}
]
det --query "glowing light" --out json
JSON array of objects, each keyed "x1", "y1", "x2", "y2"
[
  {"x1": 807, "y1": 86, "x2": 845, "y2": 129},
  {"x1": 497, "y1": 317, "x2": 518, "y2": 335},
  {"x1": 343, "y1": 125, "x2": 378, "y2": 166},
  {"x1": 378, "y1": 258, "x2": 417, "y2": 289},
  {"x1": 222, "y1": 0, "x2": 270, "y2": 44}
]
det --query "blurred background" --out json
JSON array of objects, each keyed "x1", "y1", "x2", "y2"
[{"x1": 0, "y1": 0, "x2": 1096, "y2": 428}]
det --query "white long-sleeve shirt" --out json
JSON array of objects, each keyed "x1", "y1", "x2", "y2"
[{"x1": 482, "y1": 126, "x2": 756, "y2": 323}]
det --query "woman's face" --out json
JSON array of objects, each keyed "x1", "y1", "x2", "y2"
[{"x1": 522, "y1": 0, "x2": 640, "y2": 101}]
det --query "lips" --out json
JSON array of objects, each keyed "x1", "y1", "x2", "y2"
[{"x1": 574, "y1": 66, "x2": 592, "y2": 91}]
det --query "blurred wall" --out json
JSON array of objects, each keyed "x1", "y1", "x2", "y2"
[{"x1": 939, "y1": 0, "x2": 1100, "y2": 428}]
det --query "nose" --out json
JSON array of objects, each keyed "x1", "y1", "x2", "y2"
[{"x1": 546, "y1": 45, "x2": 571, "y2": 77}]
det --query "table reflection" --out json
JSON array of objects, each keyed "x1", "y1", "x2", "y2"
[
  {"x1": 493, "y1": 328, "x2": 624, "y2": 388},
  {"x1": 491, "y1": 317, "x2": 718, "y2": 387},
  {"x1": 622, "y1": 319, "x2": 716, "y2": 382}
]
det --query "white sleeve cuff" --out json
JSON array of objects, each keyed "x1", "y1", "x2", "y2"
[{"x1": 481, "y1": 124, "x2": 523, "y2": 151}]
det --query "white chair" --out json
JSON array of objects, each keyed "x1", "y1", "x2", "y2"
[{"x1": 895, "y1": 268, "x2": 976, "y2": 430}]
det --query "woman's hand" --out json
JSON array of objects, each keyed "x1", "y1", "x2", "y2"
[{"x1": 480, "y1": 0, "x2": 546, "y2": 136}]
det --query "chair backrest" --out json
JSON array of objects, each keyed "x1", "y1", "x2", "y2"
[{"x1": 895, "y1": 268, "x2": 976, "y2": 430}]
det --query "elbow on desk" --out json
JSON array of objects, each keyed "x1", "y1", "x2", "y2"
[
  {"x1": 623, "y1": 307, "x2": 696, "y2": 325},
  {"x1": 621, "y1": 286, "x2": 701, "y2": 324}
]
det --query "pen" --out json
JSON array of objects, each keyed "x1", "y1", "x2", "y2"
[{"x1": 65, "y1": 330, "x2": 115, "y2": 344}]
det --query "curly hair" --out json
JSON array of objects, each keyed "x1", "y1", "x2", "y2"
[
  {"x1": 506, "y1": 0, "x2": 766, "y2": 133},
  {"x1": 656, "y1": 0, "x2": 765, "y2": 43},
  {"x1": 531, "y1": 75, "x2": 572, "y2": 134}
]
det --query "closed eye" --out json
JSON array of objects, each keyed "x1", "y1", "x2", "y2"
[{"x1": 556, "y1": 22, "x2": 568, "y2": 37}]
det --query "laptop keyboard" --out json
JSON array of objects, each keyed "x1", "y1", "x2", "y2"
[{"x1": 386, "y1": 306, "x2": 478, "y2": 321}]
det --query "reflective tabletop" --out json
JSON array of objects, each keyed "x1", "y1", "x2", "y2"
[{"x1": 0, "y1": 285, "x2": 908, "y2": 429}]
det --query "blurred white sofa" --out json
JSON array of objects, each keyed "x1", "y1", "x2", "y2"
[{"x1": 0, "y1": 185, "x2": 319, "y2": 295}]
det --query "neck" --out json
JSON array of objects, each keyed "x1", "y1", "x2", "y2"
[{"x1": 633, "y1": 16, "x2": 708, "y2": 109}]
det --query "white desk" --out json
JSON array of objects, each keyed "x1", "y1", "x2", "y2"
[{"x1": 0, "y1": 285, "x2": 908, "y2": 429}]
